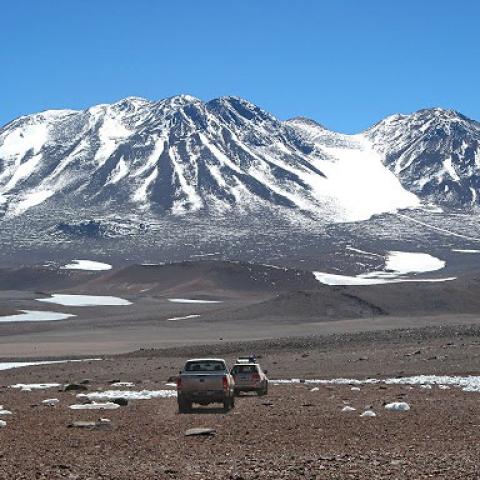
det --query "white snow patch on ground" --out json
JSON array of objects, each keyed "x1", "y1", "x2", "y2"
[
  {"x1": 385, "y1": 251, "x2": 445, "y2": 274},
  {"x1": 0, "y1": 420, "x2": 6, "y2": 427},
  {"x1": 42, "y1": 398, "x2": 60, "y2": 406},
  {"x1": 0, "y1": 358, "x2": 101, "y2": 372},
  {"x1": 272, "y1": 375, "x2": 480, "y2": 393},
  {"x1": 315, "y1": 250, "x2": 453, "y2": 285},
  {"x1": 0, "y1": 409, "x2": 12, "y2": 415},
  {"x1": 69, "y1": 402, "x2": 120, "y2": 410},
  {"x1": 0, "y1": 310, "x2": 75, "y2": 323},
  {"x1": 11, "y1": 383, "x2": 61, "y2": 391},
  {"x1": 166, "y1": 315, "x2": 201, "y2": 321},
  {"x1": 360, "y1": 410, "x2": 376, "y2": 417},
  {"x1": 37, "y1": 294, "x2": 132, "y2": 306},
  {"x1": 385, "y1": 402, "x2": 410, "y2": 411},
  {"x1": 167, "y1": 298, "x2": 223, "y2": 304},
  {"x1": 61, "y1": 260, "x2": 112, "y2": 271},
  {"x1": 452, "y1": 249, "x2": 480, "y2": 254},
  {"x1": 314, "y1": 272, "x2": 455, "y2": 286},
  {"x1": 341, "y1": 406, "x2": 356, "y2": 412},
  {"x1": 110, "y1": 382, "x2": 135, "y2": 387},
  {"x1": 77, "y1": 390, "x2": 177, "y2": 401}
]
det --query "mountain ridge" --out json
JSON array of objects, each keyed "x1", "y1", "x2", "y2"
[{"x1": 1, "y1": 96, "x2": 479, "y2": 222}]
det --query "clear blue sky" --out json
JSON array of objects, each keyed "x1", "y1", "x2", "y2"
[{"x1": 2, "y1": 1, "x2": 479, "y2": 132}]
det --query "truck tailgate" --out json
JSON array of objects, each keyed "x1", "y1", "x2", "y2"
[{"x1": 181, "y1": 373, "x2": 225, "y2": 391}]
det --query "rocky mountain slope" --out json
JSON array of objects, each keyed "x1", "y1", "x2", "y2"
[
  {"x1": 365, "y1": 108, "x2": 480, "y2": 206},
  {"x1": 0, "y1": 96, "x2": 478, "y2": 224}
]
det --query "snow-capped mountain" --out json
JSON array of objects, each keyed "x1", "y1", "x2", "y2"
[
  {"x1": 365, "y1": 108, "x2": 480, "y2": 206},
  {"x1": 0, "y1": 96, "x2": 477, "y2": 223}
]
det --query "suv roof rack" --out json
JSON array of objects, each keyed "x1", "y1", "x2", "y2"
[{"x1": 236, "y1": 355, "x2": 257, "y2": 364}]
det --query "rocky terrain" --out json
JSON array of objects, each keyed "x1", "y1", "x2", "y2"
[{"x1": 2, "y1": 325, "x2": 480, "y2": 479}]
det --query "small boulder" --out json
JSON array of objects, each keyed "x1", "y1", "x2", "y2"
[
  {"x1": 111, "y1": 397, "x2": 129, "y2": 407},
  {"x1": 185, "y1": 428, "x2": 215, "y2": 437},
  {"x1": 68, "y1": 418, "x2": 112, "y2": 430},
  {"x1": 360, "y1": 410, "x2": 376, "y2": 417},
  {"x1": 384, "y1": 402, "x2": 410, "y2": 412},
  {"x1": 64, "y1": 383, "x2": 88, "y2": 392}
]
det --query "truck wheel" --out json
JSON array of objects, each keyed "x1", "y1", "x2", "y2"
[
  {"x1": 178, "y1": 399, "x2": 191, "y2": 414},
  {"x1": 258, "y1": 384, "x2": 268, "y2": 396}
]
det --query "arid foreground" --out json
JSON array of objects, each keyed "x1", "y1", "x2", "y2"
[{"x1": 2, "y1": 325, "x2": 480, "y2": 479}]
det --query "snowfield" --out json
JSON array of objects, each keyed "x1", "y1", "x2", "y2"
[
  {"x1": 314, "y1": 250, "x2": 454, "y2": 285},
  {"x1": 61, "y1": 259, "x2": 112, "y2": 271},
  {"x1": 0, "y1": 310, "x2": 75, "y2": 323},
  {"x1": 37, "y1": 294, "x2": 132, "y2": 307}
]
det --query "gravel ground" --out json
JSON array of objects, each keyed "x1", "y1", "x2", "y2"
[
  {"x1": 2, "y1": 325, "x2": 480, "y2": 479},
  {"x1": 1, "y1": 383, "x2": 480, "y2": 479}
]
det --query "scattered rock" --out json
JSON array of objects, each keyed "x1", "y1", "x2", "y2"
[
  {"x1": 185, "y1": 428, "x2": 216, "y2": 437},
  {"x1": 110, "y1": 382, "x2": 135, "y2": 387},
  {"x1": 310, "y1": 387, "x2": 320, "y2": 392},
  {"x1": 341, "y1": 406, "x2": 356, "y2": 412},
  {"x1": 385, "y1": 402, "x2": 410, "y2": 412},
  {"x1": 64, "y1": 383, "x2": 88, "y2": 392},
  {"x1": 42, "y1": 398, "x2": 60, "y2": 406},
  {"x1": 68, "y1": 418, "x2": 112, "y2": 430},
  {"x1": 0, "y1": 420, "x2": 6, "y2": 427},
  {"x1": 404, "y1": 350, "x2": 422, "y2": 357},
  {"x1": 360, "y1": 410, "x2": 376, "y2": 417},
  {"x1": 111, "y1": 397, "x2": 129, "y2": 407}
]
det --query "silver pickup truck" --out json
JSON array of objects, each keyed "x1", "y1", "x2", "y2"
[{"x1": 176, "y1": 358, "x2": 235, "y2": 413}]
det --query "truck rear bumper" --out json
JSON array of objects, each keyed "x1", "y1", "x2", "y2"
[{"x1": 178, "y1": 391, "x2": 227, "y2": 403}]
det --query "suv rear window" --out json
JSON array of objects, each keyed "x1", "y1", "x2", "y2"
[
  {"x1": 232, "y1": 365, "x2": 259, "y2": 374},
  {"x1": 185, "y1": 361, "x2": 226, "y2": 372}
]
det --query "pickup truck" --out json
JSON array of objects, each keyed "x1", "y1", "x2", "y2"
[{"x1": 176, "y1": 358, "x2": 235, "y2": 413}]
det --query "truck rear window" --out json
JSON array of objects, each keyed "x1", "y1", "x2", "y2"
[
  {"x1": 185, "y1": 361, "x2": 226, "y2": 372},
  {"x1": 231, "y1": 365, "x2": 258, "y2": 374}
]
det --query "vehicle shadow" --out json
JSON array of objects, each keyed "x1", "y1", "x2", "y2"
[{"x1": 185, "y1": 406, "x2": 230, "y2": 414}]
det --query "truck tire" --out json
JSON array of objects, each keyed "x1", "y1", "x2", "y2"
[
  {"x1": 258, "y1": 383, "x2": 268, "y2": 396},
  {"x1": 178, "y1": 399, "x2": 191, "y2": 414}
]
